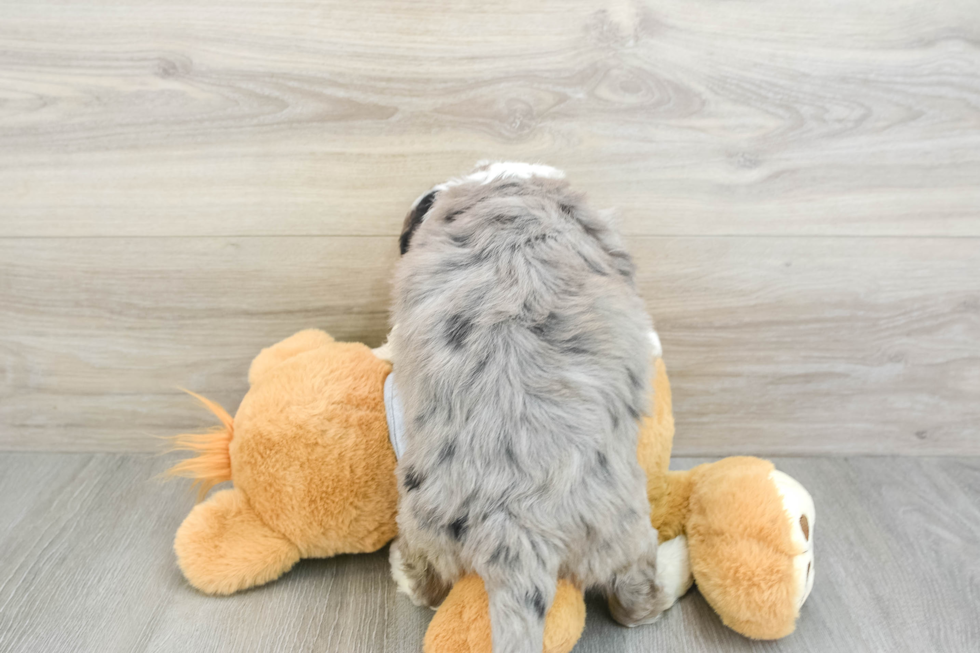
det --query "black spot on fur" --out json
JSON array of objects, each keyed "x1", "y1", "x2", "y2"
[
  {"x1": 438, "y1": 441, "x2": 456, "y2": 464},
  {"x1": 609, "y1": 249, "x2": 635, "y2": 279},
  {"x1": 445, "y1": 209, "x2": 464, "y2": 222},
  {"x1": 448, "y1": 515, "x2": 469, "y2": 541},
  {"x1": 489, "y1": 544, "x2": 514, "y2": 566},
  {"x1": 465, "y1": 355, "x2": 489, "y2": 390},
  {"x1": 404, "y1": 467, "x2": 424, "y2": 491},
  {"x1": 579, "y1": 251, "x2": 609, "y2": 276},
  {"x1": 627, "y1": 367, "x2": 642, "y2": 390},
  {"x1": 530, "y1": 312, "x2": 592, "y2": 355},
  {"x1": 445, "y1": 313, "x2": 474, "y2": 350},
  {"x1": 627, "y1": 403, "x2": 641, "y2": 420},
  {"x1": 529, "y1": 539, "x2": 547, "y2": 566},
  {"x1": 527, "y1": 588, "x2": 546, "y2": 620},
  {"x1": 529, "y1": 311, "x2": 559, "y2": 339},
  {"x1": 450, "y1": 232, "x2": 470, "y2": 247},
  {"x1": 561, "y1": 336, "x2": 592, "y2": 356},
  {"x1": 522, "y1": 233, "x2": 551, "y2": 248},
  {"x1": 438, "y1": 256, "x2": 472, "y2": 273},
  {"x1": 400, "y1": 191, "x2": 437, "y2": 255},
  {"x1": 504, "y1": 442, "x2": 519, "y2": 468},
  {"x1": 413, "y1": 405, "x2": 434, "y2": 428},
  {"x1": 596, "y1": 451, "x2": 614, "y2": 481},
  {"x1": 581, "y1": 221, "x2": 600, "y2": 240},
  {"x1": 608, "y1": 407, "x2": 620, "y2": 429},
  {"x1": 558, "y1": 203, "x2": 574, "y2": 216}
]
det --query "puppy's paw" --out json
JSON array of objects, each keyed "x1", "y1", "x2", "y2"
[
  {"x1": 656, "y1": 535, "x2": 693, "y2": 607},
  {"x1": 389, "y1": 539, "x2": 451, "y2": 610}
]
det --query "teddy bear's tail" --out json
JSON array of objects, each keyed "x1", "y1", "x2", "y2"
[{"x1": 165, "y1": 389, "x2": 234, "y2": 501}]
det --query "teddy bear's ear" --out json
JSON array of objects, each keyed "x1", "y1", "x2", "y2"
[
  {"x1": 247, "y1": 330, "x2": 335, "y2": 386},
  {"x1": 174, "y1": 488, "x2": 300, "y2": 595}
]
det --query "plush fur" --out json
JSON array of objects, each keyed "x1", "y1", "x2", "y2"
[
  {"x1": 686, "y1": 458, "x2": 804, "y2": 639},
  {"x1": 390, "y1": 164, "x2": 665, "y2": 652},
  {"x1": 170, "y1": 330, "x2": 399, "y2": 594},
  {"x1": 424, "y1": 576, "x2": 585, "y2": 653},
  {"x1": 636, "y1": 360, "x2": 808, "y2": 639},
  {"x1": 165, "y1": 330, "x2": 813, "y2": 650}
]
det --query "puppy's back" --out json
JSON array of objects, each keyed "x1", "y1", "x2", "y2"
[{"x1": 392, "y1": 173, "x2": 654, "y2": 653}]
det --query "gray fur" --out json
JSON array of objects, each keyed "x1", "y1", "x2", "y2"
[{"x1": 390, "y1": 165, "x2": 667, "y2": 652}]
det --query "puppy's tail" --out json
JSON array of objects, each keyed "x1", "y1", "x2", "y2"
[
  {"x1": 480, "y1": 537, "x2": 557, "y2": 653},
  {"x1": 163, "y1": 390, "x2": 234, "y2": 501}
]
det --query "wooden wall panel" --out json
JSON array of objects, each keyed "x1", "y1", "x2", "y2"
[
  {"x1": 1, "y1": 1, "x2": 978, "y2": 238},
  {"x1": 2, "y1": 237, "x2": 977, "y2": 454},
  {"x1": 2, "y1": 1, "x2": 978, "y2": 452}
]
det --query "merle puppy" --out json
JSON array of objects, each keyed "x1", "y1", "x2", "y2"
[{"x1": 389, "y1": 162, "x2": 667, "y2": 653}]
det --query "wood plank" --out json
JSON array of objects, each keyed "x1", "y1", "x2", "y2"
[
  {"x1": 2, "y1": 0, "x2": 979, "y2": 237},
  {"x1": 1, "y1": 236, "x2": 977, "y2": 454},
  {"x1": 0, "y1": 453, "x2": 430, "y2": 653},
  {"x1": 0, "y1": 237, "x2": 398, "y2": 451},
  {"x1": 1, "y1": 454, "x2": 977, "y2": 652}
]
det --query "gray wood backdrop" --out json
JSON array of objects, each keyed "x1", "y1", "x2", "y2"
[{"x1": 2, "y1": 0, "x2": 978, "y2": 455}]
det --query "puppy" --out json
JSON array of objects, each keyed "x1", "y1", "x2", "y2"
[{"x1": 389, "y1": 162, "x2": 667, "y2": 652}]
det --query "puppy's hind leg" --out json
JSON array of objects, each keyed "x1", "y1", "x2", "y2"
[
  {"x1": 606, "y1": 530, "x2": 672, "y2": 627},
  {"x1": 389, "y1": 536, "x2": 453, "y2": 609}
]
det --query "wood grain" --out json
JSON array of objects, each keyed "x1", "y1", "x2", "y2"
[
  {"x1": 2, "y1": 0, "x2": 979, "y2": 455},
  {"x1": 1, "y1": 1, "x2": 979, "y2": 237},
  {"x1": 1, "y1": 454, "x2": 977, "y2": 652},
  {"x1": 1, "y1": 236, "x2": 977, "y2": 454}
]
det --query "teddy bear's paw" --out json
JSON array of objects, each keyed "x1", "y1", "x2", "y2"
[
  {"x1": 770, "y1": 470, "x2": 816, "y2": 608},
  {"x1": 656, "y1": 535, "x2": 694, "y2": 606}
]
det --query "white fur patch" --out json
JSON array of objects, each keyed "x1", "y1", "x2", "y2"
[
  {"x1": 389, "y1": 542, "x2": 439, "y2": 611},
  {"x1": 413, "y1": 161, "x2": 566, "y2": 214},
  {"x1": 461, "y1": 161, "x2": 565, "y2": 186},
  {"x1": 649, "y1": 330, "x2": 663, "y2": 358},
  {"x1": 770, "y1": 469, "x2": 816, "y2": 607},
  {"x1": 656, "y1": 535, "x2": 693, "y2": 607},
  {"x1": 389, "y1": 544, "x2": 415, "y2": 599},
  {"x1": 372, "y1": 326, "x2": 397, "y2": 363}
]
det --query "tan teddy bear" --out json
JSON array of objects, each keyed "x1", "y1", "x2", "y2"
[{"x1": 167, "y1": 329, "x2": 814, "y2": 650}]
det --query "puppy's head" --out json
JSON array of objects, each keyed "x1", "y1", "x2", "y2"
[{"x1": 398, "y1": 161, "x2": 565, "y2": 255}]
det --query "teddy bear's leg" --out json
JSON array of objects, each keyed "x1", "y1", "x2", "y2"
[
  {"x1": 174, "y1": 488, "x2": 301, "y2": 595},
  {"x1": 423, "y1": 575, "x2": 585, "y2": 653}
]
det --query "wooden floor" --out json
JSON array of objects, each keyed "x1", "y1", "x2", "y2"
[
  {"x1": 2, "y1": 0, "x2": 979, "y2": 456},
  {"x1": 2, "y1": 2, "x2": 978, "y2": 651},
  {"x1": 0, "y1": 453, "x2": 977, "y2": 653}
]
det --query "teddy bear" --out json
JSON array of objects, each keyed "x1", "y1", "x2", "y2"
[{"x1": 166, "y1": 329, "x2": 814, "y2": 651}]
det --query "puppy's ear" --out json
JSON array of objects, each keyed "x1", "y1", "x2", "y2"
[{"x1": 400, "y1": 190, "x2": 438, "y2": 255}]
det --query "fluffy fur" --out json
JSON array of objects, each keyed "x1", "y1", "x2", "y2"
[
  {"x1": 169, "y1": 330, "x2": 399, "y2": 595},
  {"x1": 165, "y1": 390, "x2": 234, "y2": 500},
  {"x1": 165, "y1": 329, "x2": 811, "y2": 649},
  {"x1": 425, "y1": 575, "x2": 585, "y2": 653},
  {"x1": 390, "y1": 163, "x2": 666, "y2": 652}
]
